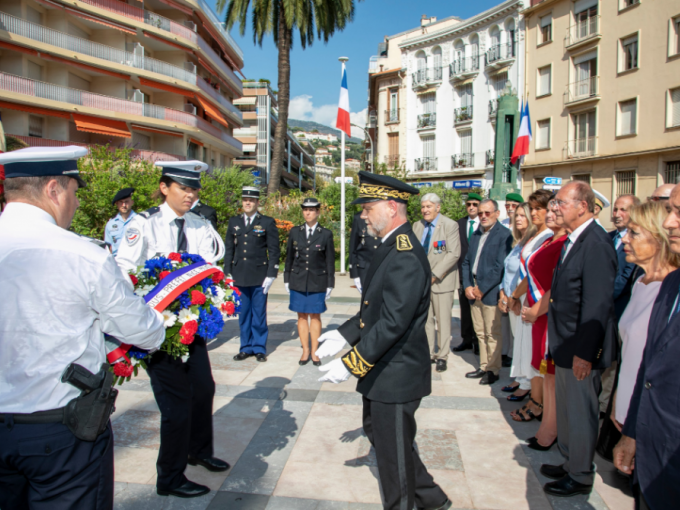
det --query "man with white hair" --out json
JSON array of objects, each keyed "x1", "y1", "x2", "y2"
[{"x1": 413, "y1": 193, "x2": 461, "y2": 372}]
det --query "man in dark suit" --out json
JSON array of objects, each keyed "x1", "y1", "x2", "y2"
[
  {"x1": 191, "y1": 195, "x2": 218, "y2": 231},
  {"x1": 453, "y1": 193, "x2": 482, "y2": 354},
  {"x1": 461, "y1": 199, "x2": 513, "y2": 385},
  {"x1": 614, "y1": 184, "x2": 680, "y2": 510},
  {"x1": 541, "y1": 182, "x2": 617, "y2": 498},
  {"x1": 348, "y1": 211, "x2": 380, "y2": 293},
  {"x1": 610, "y1": 194, "x2": 641, "y2": 319},
  {"x1": 314, "y1": 171, "x2": 452, "y2": 510}
]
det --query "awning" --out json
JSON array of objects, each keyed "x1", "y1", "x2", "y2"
[
  {"x1": 0, "y1": 101, "x2": 70, "y2": 119},
  {"x1": 242, "y1": 144, "x2": 256, "y2": 152},
  {"x1": 416, "y1": 87, "x2": 438, "y2": 95},
  {"x1": 39, "y1": 53, "x2": 130, "y2": 80},
  {"x1": 130, "y1": 124, "x2": 184, "y2": 138},
  {"x1": 138, "y1": 77, "x2": 194, "y2": 97},
  {"x1": 195, "y1": 95, "x2": 229, "y2": 129},
  {"x1": 64, "y1": 8, "x2": 137, "y2": 35},
  {"x1": 73, "y1": 114, "x2": 131, "y2": 138},
  {"x1": 142, "y1": 31, "x2": 192, "y2": 52},
  {"x1": 189, "y1": 138, "x2": 203, "y2": 147},
  {"x1": 0, "y1": 41, "x2": 38, "y2": 56}
]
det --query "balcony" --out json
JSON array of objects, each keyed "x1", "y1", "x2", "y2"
[
  {"x1": 564, "y1": 76, "x2": 599, "y2": 105},
  {"x1": 565, "y1": 16, "x2": 600, "y2": 50},
  {"x1": 194, "y1": 0, "x2": 244, "y2": 60},
  {"x1": 196, "y1": 79, "x2": 242, "y2": 122},
  {"x1": 454, "y1": 105, "x2": 473, "y2": 125},
  {"x1": 414, "y1": 157, "x2": 437, "y2": 172},
  {"x1": 412, "y1": 67, "x2": 442, "y2": 89},
  {"x1": 385, "y1": 154, "x2": 400, "y2": 166},
  {"x1": 417, "y1": 112, "x2": 436, "y2": 129},
  {"x1": 385, "y1": 108, "x2": 400, "y2": 124},
  {"x1": 488, "y1": 99, "x2": 498, "y2": 119},
  {"x1": 196, "y1": 35, "x2": 242, "y2": 92},
  {"x1": 449, "y1": 57, "x2": 480, "y2": 81},
  {"x1": 485, "y1": 42, "x2": 516, "y2": 69},
  {"x1": 452, "y1": 153, "x2": 474, "y2": 169},
  {"x1": 566, "y1": 137, "x2": 597, "y2": 159},
  {"x1": 485, "y1": 149, "x2": 495, "y2": 167}
]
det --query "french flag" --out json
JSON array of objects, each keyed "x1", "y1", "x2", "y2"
[
  {"x1": 336, "y1": 63, "x2": 351, "y2": 137},
  {"x1": 511, "y1": 100, "x2": 532, "y2": 165}
]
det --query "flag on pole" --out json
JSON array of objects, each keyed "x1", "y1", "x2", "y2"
[
  {"x1": 336, "y1": 63, "x2": 351, "y2": 137},
  {"x1": 510, "y1": 100, "x2": 531, "y2": 165}
]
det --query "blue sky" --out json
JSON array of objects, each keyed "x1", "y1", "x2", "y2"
[{"x1": 208, "y1": 0, "x2": 503, "y2": 137}]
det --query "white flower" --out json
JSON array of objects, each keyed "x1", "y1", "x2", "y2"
[
  {"x1": 161, "y1": 310, "x2": 177, "y2": 328},
  {"x1": 181, "y1": 354, "x2": 190, "y2": 363},
  {"x1": 135, "y1": 284, "x2": 155, "y2": 297},
  {"x1": 178, "y1": 308, "x2": 199, "y2": 324},
  {"x1": 211, "y1": 287, "x2": 226, "y2": 306}
]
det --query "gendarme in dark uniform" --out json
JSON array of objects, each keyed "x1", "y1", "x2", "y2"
[
  {"x1": 348, "y1": 212, "x2": 380, "y2": 292},
  {"x1": 317, "y1": 172, "x2": 451, "y2": 510}
]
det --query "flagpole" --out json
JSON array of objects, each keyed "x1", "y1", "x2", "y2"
[{"x1": 339, "y1": 56, "x2": 348, "y2": 275}]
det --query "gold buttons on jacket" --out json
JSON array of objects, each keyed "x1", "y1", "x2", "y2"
[
  {"x1": 550, "y1": 298, "x2": 553, "y2": 303},
  {"x1": 364, "y1": 301, "x2": 369, "y2": 305},
  {"x1": 359, "y1": 319, "x2": 365, "y2": 329}
]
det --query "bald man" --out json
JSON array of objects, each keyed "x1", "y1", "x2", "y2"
[{"x1": 649, "y1": 183, "x2": 675, "y2": 202}]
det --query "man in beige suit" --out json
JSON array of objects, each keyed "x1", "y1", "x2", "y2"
[{"x1": 413, "y1": 193, "x2": 461, "y2": 372}]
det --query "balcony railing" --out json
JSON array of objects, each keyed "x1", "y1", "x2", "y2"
[
  {"x1": 501, "y1": 157, "x2": 512, "y2": 183},
  {"x1": 567, "y1": 137, "x2": 597, "y2": 158},
  {"x1": 412, "y1": 67, "x2": 442, "y2": 87},
  {"x1": 449, "y1": 57, "x2": 480, "y2": 78},
  {"x1": 566, "y1": 16, "x2": 600, "y2": 47},
  {"x1": 417, "y1": 113, "x2": 436, "y2": 129},
  {"x1": 385, "y1": 108, "x2": 399, "y2": 124},
  {"x1": 143, "y1": 9, "x2": 197, "y2": 42},
  {"x1": 432, "y1": 66, "x2": 443, "y2": 81},
  {"x1": 565, "y1": 76, "x2": 599, "y2": 104},
  {"x1": 196, "y1": 79, "x2": 241, "y2": 120},
  {"x1": 412, "y1": 69, "x2": 427, "y2": 87},
  {"x1": 454, "y1": 105, "x2": 473, "y2": 124},
  {"x1": 485, "y1": 42, "x2": 516, "y2": 66},
  {"x1": 415, "y1": 157, "x2": 437, "y2": 172},
  {"x1": 489, "y1": 98, "x2": 498, "y2": 118},
  {"x1": 452, "y1": 153, "x2": 474, "y2": 169},
  {"x1": 196, "y1": 35, "x2": 242, "y2": 91},
  {"x1": 194, "y1": 0, "x2": 244, "y2": 60},
  {"x1": 385, "y1": 154, "x2": 400, "y2": 166},
  {"x1": 486, "y1": 149, "x2": 495, "y2": 167}
]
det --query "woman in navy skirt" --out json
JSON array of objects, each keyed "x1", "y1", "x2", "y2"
[{"x1": 284, "y1": 197, "x2": 335, "y2": 365}]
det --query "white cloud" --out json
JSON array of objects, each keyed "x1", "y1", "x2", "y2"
[{"x1": 288, "y1": 94, "x2": 367, "y2": 140}]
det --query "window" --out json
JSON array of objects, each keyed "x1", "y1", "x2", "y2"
[
  {"x1": 67, "y1": 22, "x2": 89, "y2": 40},
  {"x1": 574, "y1": 0, "x2": 598, "y2": 40},
  {"x1": 617, "y1": 99, "x2": 637, "y2": 136},
  {"x1": 388, "y1": 133, "x2": 399, "y2": 160},
  {"x1": 621, "y1": 0, "x2": 639, "y2": 8},
  {"x1": 621, "y1": 34, "x2": 638, "y2": 71},
  {"x1": 616, "y1": 170, "x2": 636, "y2": 195},
  {"x1": 539, "y1": 14, "x2": 552, "y2": 44},
  {"x1": 132, "y1": 132, "x2": 151, "y2": 150},
  {"x1": 671, "y1": 17, "x2": 680, "y2": 57},
  {"x1": 665, "y1": 161, "x2": 680, "y2": 184},
  {"x1": 460, "y1": 129, "x2": 472, "y2": 155},
  {"x1": 572, "y1": 50, "x2": 597, "y2": 99},
  {"x1": 26, "y1": 6, "x2": 42, "y2": 24},
  {"x1": 536, "y1": 119, "x2": 551, "y2": 149},
  {"x1": 537, "y1": 66, "x2": 551, "y2": 97},
  {"x1": 432, "y1": 47, "x2": 443, "y2": 80},
  {"x1": 494, "y1": 72, "x2": 508, "y2": 98},
  {"x1": 669, "y1": 87, "x2": 680, "y2": 128},
  {"x1": 387, "y1": 89, "x2": 398, "y2": 123},
  {"x1": 421, "y1": 93, "x2": 436, "y2": 114},
  {"x1": 28, "y1": 116, "x2": 43, "y2": 138},
  {"x1": 422, "y1": 135, "x2": 436, "y2": 169},
  {"x1": 572, "y1": 173, "x2": 592, "y2": 184},
  {"x1": 68, "y1": 72, "x2": 90, "y2": 92},
  {"x1": 459, "y1": 84, "x2": 473, "y2": 107},
  {"x1": 571, "y1": 110, "x2": 596, "y2": 156},
  {"x1": 27, "y1": 61, "x2": 42, "y2": 81}
]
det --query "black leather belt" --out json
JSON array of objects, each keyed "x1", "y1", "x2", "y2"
[{"x1": 0, "y1": 408, "x2": 65, "y2": 424}]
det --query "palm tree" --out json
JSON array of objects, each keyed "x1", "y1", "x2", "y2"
[{"x1": 218, "y1": 0, "x2": 359, "y2": 195}]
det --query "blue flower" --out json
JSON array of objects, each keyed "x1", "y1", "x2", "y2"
[
  {"x1": 181, "y1": 253, "x2": 205, "y2": 265},
  {"x1": 197, "y1": 305, "x2": 224, "y2": 339},
  {"x1": 178, "y1": 291, "x2": 192, "y2": 309},
  {"x1": 128, "y1": 348, "x2": 148, "y2": 360},
  {"x1": 144, "y1": 256, "x2": 173, "y2": 276}
]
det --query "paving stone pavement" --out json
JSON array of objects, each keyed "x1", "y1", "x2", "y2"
[{"x1": 112, "y1": 277, "x2": 634, "y2": 510}]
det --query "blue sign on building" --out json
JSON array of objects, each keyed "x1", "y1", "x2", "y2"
[
  {"x1": 252, "y1": 170, "x2": 261, "y2": 177},
  {"x1": 412, "y1": 182, "x2": 433, "y2": 188},
  {"x1": 453, "y1": 180, "x2": 482, "y2": 190},
  {"x1": 543, "y1": 177, "x2": 562, "y2": 186}
]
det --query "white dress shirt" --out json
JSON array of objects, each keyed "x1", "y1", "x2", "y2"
[
  {"x1": 243, "y1": 212, "x2": 257, "y2": 226},
  {"x1": 563, "y1": 218, "x2": 594, "y2": 260},
  {"x1": 305, "y1": 222, "x2": 319, "y2": 239},
  {"x1": 116, "y1": 202, "x2": 225, "y2": 272},
  {"x1": 467, "y1": 217, "x2": 479, "y2": 238},
  {"x1": 0, "y1": 203, "x2": 165, "y2": 413}
]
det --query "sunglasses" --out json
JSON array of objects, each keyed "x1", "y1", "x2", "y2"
[
  {"x1": 479, "y1": 211, "x2": 495, "y2": 217},
  {"x1": 648, "y1": 196, "x2": 669, "y2": 202},
  {"x1": 466, "y1": 202, "x2": 480, "y2": 207}
]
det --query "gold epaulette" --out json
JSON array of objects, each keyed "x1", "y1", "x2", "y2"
[
  {"x1": 396, "y1": 234, "x2": 412, "y2": 251},
  {"x1": 341, "y1": 346, "x2": 374, "y2": 378}
]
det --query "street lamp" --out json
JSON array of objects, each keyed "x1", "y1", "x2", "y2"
[{"x1": 351, "y1": 123, "x2": 374, "y2": 173}]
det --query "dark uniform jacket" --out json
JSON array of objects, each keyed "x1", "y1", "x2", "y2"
[
  {"x1": 348, "y1": 212, "x2": 381, "y2": 281},
  {"x1": 283, "y1": 224, "x2": 335, "y2": 293},
  {"x1": 223, "y1": 213, "x2": 280, "y2": 288},
  {"x1": 338, "y1": 222, "x2": 432, "y2": 404},
  {"x1": 192, "y1": 201, "x2": 218, "y2": 231},
  {"x1": 609, "y1": 229, "x2": 638, "y2": 320},
  {"x1": 456, "y1": 216, "x2": 475, "y2": 288}
]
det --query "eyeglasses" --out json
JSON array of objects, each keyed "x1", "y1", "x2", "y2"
[
  {"x1": 466, "y1": 202, "x2": 480, "y2": 207},
  {"x1": 479, "y1": 211, "x2": 495, "y2": 217},
  {"x1": 549, "y1": 198, "x2": 581, "y2": 209},
  {"x1": 648, "y1": 196, "x2": 670, "y2": 202}
]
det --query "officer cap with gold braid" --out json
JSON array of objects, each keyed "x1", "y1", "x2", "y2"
[{"x1": 352, "y1": 171, "x2": 420, "y2": 205}]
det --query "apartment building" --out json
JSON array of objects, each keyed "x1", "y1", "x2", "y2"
[
  {"x1": 233, "y1": 81, "x2": 316, "y2": 191},
  {"x1": 521, "y1": 0, "x2": 680, "y2": 228},
  {"x1": 0, "y1": 0, "x2": 244, "y2": 164}
]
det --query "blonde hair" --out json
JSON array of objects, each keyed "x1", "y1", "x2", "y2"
[
  {"x1": 628, "y1": 201, "x2": 680, "y2": 269},
  {"x1": 512, "y1": 202, "x2": 537, "y2": 247}
]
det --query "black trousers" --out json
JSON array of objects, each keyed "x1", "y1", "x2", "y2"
[
  {"x1": 458, "y1": 288, "x2": 477, "y2": 346},
  {"x1": 0, "y1": 421, "x2": 113, "y2": 510},
  {"x1": 362, "y1": 397, "x2": 447, "y2": 510},
  {"x1": 147, "y1": 336, "x2": 216, "y2": 490}
]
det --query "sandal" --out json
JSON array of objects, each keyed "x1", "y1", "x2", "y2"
[
  {"x1": 502, "y1": 383, "x2": 520, "y2": 393},
  {"x1": 511, "y1": 398, "x2": 543, "y2": 422},
  {"x1": 507, "y1": 390, "x2": 530, "y2": 402}
]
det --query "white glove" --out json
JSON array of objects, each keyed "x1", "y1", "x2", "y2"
[
  {"x1": 315, "y1": 329, "x2": 348, "y2": 359},
  {"x1": 354, "y1": 277, "x2": 362, "y2": 294},
  {"x1": 262, "y1": 276, "x2": 275, "y2": 295},
  {"x1": 285, "y1": 283, "x2": 290, "y2": 294},
  {"x1": 325, "y1": 288, "x2": 333, "y2": 300},
  {"x1": 318, "y1": 358, "x2": 351, "y2": 384}
]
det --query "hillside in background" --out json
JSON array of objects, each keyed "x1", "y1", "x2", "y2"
[{"x1": 288, "y1": 119, "x2": 363, "y2": 144}]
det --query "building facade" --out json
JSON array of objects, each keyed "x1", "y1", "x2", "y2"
[
  {"x1": 0, "y1": 0, "x2": 244, "y2": 164},
  {"x1": 521, "y1": 0, "x2": 680, "y2": 229},
  {"x1": 233, "y1": 81, "x2": 315, "y2": 191}
]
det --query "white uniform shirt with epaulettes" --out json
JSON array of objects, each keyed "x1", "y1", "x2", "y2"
[
  {"x1": 105, "y1": 210, "x2": 137, "y2": 256},
  {"x1": 115, "y1": 201, "x2": 225, "y2": 272}
]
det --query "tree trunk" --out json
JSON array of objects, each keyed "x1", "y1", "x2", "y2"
[{"x1": 268, "y1": 11, "x2": 291, "y2": 195}]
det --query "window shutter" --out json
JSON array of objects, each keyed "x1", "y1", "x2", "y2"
[
  {"x1": 537, "y1": 120, "x2": 550, "y2": 149},
  {"x1": 619, "y1": 100, "x2": 636, "y2": 135},
  {"x1": 671, "y1": 88, "x2": 680, "y2": 127},
  {"x1": 574, "y1": 0, "x2": 598, "y2": 14},
  {"x1": 540, "y1": 14, "x2": 552, "y2": 27},
  {"x1": 460, "y1": 130, "x2": 472, "y2": 154},
  {"x1": 538, "y1": 67, "x2": 551, "y2": 96}
]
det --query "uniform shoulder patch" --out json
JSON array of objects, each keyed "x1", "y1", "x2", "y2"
[{"x1": 396, "y1": 234, "x2": 413, "y2": 251}]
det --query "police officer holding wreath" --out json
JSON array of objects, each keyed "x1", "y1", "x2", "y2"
[
  {"x1": 224, "y1": 187, "x2": 280, "y2": 362},
  {"x1": 348, "y1": 211, "x2": 380, "y2": 294},
  {"x1": 284, "y1": 197, "x2": 335, "y2": 365},
  {"x1": 0, "y1": 146, "x2": 165, "y2": 508},
  {"x1": 116, "y1": 160, "x2": 228, "y2": 499},
  {"x1": 315, "y1": 171, "x2": 452, "y2": 510}
]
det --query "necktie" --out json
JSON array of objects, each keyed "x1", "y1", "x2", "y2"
[
  {"x1": 307, "y1": 227, "x2": 312, "y2": 240},
  {"x1": 246, "y1": 216, "x2": 251, "y2": 228},
  {"x1": 615, "y1": 232, "x2": 622, "y2": 250},
  {"x1": 175, "y1": 218, "x2": 187, "y2": 252},
  {"x1": 555, "y1": 238, "x2": 571, "y2": 275},
  {"x1": 423, "y1": 223, "x2": 432, "y2": 253},
  {"x1": 468, "y1": 220, "x2": 475, "y2": 240}
]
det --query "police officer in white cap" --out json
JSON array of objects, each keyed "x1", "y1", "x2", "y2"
[
  {"x1": 116, "y1": 160, "x2": 228, "y2": 499},
  {"x1": 0, "y1": 146, "x2": 165, "y2": 509}
]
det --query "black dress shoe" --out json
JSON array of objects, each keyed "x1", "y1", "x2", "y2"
[
  {"x1": 502, "y1": 355, "x2": 512, "y2": 367},
  {"x1": 157, "y1": 480, "x2": 210, "y2": 498},
  {"x1": 465, "y1": 368, "x2": 486, "y2": 379},
  {"x1": 479, "y1": 371, "x2": 499, "y2": 385},
  {"x1": 431, "y1": 358, "x2": 437, "y2": 364},
  {"x1": 256, "y1": 353, "x2": 267, "y2": 362},
  {"x1": 233, "y1": 352, "x2": 252, "y2": 361},
  {"x1": 452, "y1": 343, "x2": 472, "y2": 352},
  {"x1": 435, "y1": 359, "x2": 447, "y2": 372},
  {"x1": 540, "y1": 464, "x2": 568, "y2": 480},
  {"x1": 417, "y1": 498, "x2": 452, "y2": 510},
  {"x1": 188, "y1": 456, "x2": 230, "y2": 472},
  {"x1": 312, "y1": 359, "x2": 321, "y2": 366},
  {"x1": 527, "y1": 437, "x2": 557, "y2": 451},
  {"x1": 299, "y1": 357, "x2": 310, "y2": 366},
  {"x1": 543, "y1": 475, "x2": 592, "y2": 497}
]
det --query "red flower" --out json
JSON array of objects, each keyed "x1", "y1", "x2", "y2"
[
  {"x1": 212, "y1": 271, "x2": 225, "y2": 284},
  {"x1": 168, "y1": 252, "x2": 182, "y2": 262},
  {"x1": 225, "y1": 278, "x2": 234, "y2": 285},
  {"x1": 159, "y1": 271, "x2": 171, "y2": 280},
  {"x1": 233, "y1": 287, "x2": 241, "y2": 296},
  {"x1": 191, "y1": 290, "x2": 206, "y2": 305},
  {"x1": 221, "y1": 301, "x2": 235, "y2": 316},
  {"x1": 180, "y1": 320, "x2": 198, "y2": 345},
  {"x1": 129, "y1": 274, "x2": 138, "y2": 285},
  {"x1": 113, "y1": 362, "x2": 134, "y2": 378}
]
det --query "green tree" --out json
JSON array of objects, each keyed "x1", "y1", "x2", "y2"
[{"x1": 220, "y1": 0, "x2": 360, "y2": 196}]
